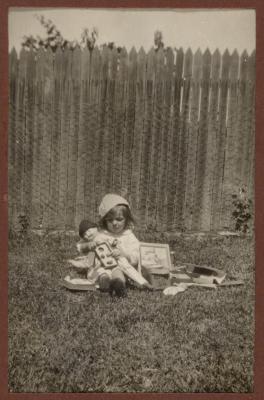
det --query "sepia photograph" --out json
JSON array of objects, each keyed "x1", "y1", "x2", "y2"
[{"x1": 6, "y1": 4, "x2": 256, "y2": 394}]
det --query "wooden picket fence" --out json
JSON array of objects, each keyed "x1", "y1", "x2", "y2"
[{"x1": 8, "y1": 45, "x2": 255, "y2": 232}]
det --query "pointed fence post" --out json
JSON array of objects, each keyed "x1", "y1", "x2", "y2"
[
  {"x1": 113, "y1": 47, "x2": 129, "y2": 193},
  {"x1": 246, "y1": 50, "x2": 255, "y2": 201},
  {"x1": 119, "y1": 47, "x2": 133, "y2": 202},
  {"x1": 8, "y1": 48, "x2": 18, "y2": 227},
  {"x1": 174, "y1": 47, "x2": 193, "y2": 230},
  {"x1": 221, "y1": 49, "x2": 239, "y2": 229},
  {"x1": 157, "y1": 47, "x2": 174, "y2": 230},
  {"x1": 75, "y1": 46, "x2": 90, "y2": 227},
  {"x1": 211, "y1": 49, "x2": 231, "y2": 229},
  {"x1": 194, "y1": 48, "x2": 212, "y2": 231},
  {"x1": 138, "y1": 47, "x2": 155, "y2": 228},
  {"x1": 131, "y1": 47, "x2": 146, "y2": 213},
  {"x1": 13, "y1": 48, "x2": 27, "y2": 227},
  {"x1": 167, "y1": 47, "x2": 184, "y2": 230},
  {"x1": 65, "y1": 46, "x2": 81, "y2": 229},
  {"x1": 57, "y1": 47, "x2": 72, "y2": 229},
  {"x1": 241, "y1": 50, "x2": 255, "y2": 194},
  {"x1": 147, "y1": 47, "x2": 165, "y2": 229},
  {"x1": 184, "y1": 48, "x2": 201, "y2": 230},
  {"x1": 47, "y1": 45, "x2": 64, "y2": 229}
]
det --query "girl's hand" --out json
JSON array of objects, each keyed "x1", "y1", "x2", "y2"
[
  {"x1": 112, "y1": 245, "x2": 127, "y2": 260},
  {"x1": 86, "y1": 241, "x2": 97, "y2": 251},
  {"x1": 111, "y1": 248, "x2": 121, "y2": 259}
]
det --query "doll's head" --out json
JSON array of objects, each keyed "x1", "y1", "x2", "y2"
[{"x1": 78, "y1": 219, "x2": 98, "y2": 240}]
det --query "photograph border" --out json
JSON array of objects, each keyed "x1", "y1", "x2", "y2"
[{"x1": 1, "y1": 1, "x2": 263, "y2": 399}]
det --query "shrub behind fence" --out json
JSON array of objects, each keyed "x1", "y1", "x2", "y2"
[{"x1": 8, "y1": 45, "x2": 255, "y2": 232}]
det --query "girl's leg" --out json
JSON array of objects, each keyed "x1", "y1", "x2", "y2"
[
  {"x1": 97, "y1": 268, "x2": 111, "y2": 292},
  {"x1": 111, "y1": 267, "x2": 127, "y2": 297}
]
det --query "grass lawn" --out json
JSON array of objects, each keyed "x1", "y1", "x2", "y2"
[{"x1": 8, "y1": 232, "x2": 254, "y2": 393}]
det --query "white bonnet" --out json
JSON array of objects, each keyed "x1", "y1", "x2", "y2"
[{"x1": 98, "y1": 193, "x2": 129, "y2": 218}]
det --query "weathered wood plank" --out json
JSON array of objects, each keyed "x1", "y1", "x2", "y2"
[
  {"x1": 241, "y1": 50, "x2": 255, "y2": 191},
  {"x1": 211, "y1": 49, "x2": 231, "y2": 230},
  {"x1": 131, "y1": 47, "x2": 146, "y2": 213},
  {"x1": 247, "y1": 51, "x2": 255, "y2": 201},
  {"x1": 112, "y1": 47, "x2": 129, "y2": 193},
  {"x1": 31, "y1": 47, "x2": 44, "y2": 228},
  {"x1": 120, "y1": 47, "x2": 135, "y2": 204},
  {"x1": 75, "y1": 47, "x2": 90, "y2": 227},
  {"x1": 65, "y1": 46, "x2": 81, "y2": 228},
  {"x1": 147, "y1": 48, "x2": 165, "y2": 228},
  {"x1": 205, "y1": 49, "x2": 221, "y2": 230},
  {"x1": 184, "y1": 48, "x2": 202, "y2": 230},
  {"x1": 57, "y1": 47, "x2": 72, "y2": 229},
  {"x1": 88, "y1": 46, "x2": 102, "y2": 220},
  {"x1": 174, "y1": 48, "x2": 193, "y2": 229},
  {"x1": 221, "y1": 50, "x2": 239, "y2": 229},
  {"x1": 23, "y1": 47, "x2": 36, "y2": 226},
  {"x1": 166, "y1": 48, "x2": 184, "y2": 230},
  {"x1": 157, "y1": 47, "x2": 174, "y2": 230},
  {"x1": 8, "y1": 48, "x2": 18, "y2": 226},
  {"x1": 41, "y1": 47, "x2": 55, "y2": 228},
  {"x1": 193, "y1": 48, "x2": 212, "y2": 231},
  {"x1": 138, "y1": 47, "x2": 155, "y2": 228},
  {"x1": 13, "y1": 48, "x2": 27, "y2": 226}
]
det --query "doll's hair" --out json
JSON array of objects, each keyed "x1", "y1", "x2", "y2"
[
  {"x1": 78, "y1": 219, "x2": 97, "y2": 239},
  {"x1": 99, "y1": 204, "x2": 135, "y2": 230}
]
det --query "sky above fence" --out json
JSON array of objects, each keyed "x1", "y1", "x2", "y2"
[{"x1": 9, "y1": 8, "x2": 255, "y2": 54}]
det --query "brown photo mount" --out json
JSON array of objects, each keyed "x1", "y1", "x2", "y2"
[{"x1": 95, "y1": 242, "x2": 118, "y2": 269}]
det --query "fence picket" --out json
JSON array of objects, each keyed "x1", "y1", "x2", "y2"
[
  {"x1": 57, "y1": 48, "x2": 72, "y2": 229},
  {"x1": 247, "y1": 51, "x2": 255, "y2": 200},
  {"x1": 157, "y1": 48, "x2": 174, "y2": 230},
  {"x1": 241, "y1": 51, "x2": 255, "y2": 192},
  {"x1": 167, "y1": 48, "x2": 184, "y2": 230},
  {"x1": 138, "y1": 48, "x2": 155, "y2": 227},
  {"x1": 131, "y1": 47, "x2": 146, "y2": 213},
  {"x1": 193, "y1": 49, "x2": 212, "y2": 230},
  {"x1": 147, "y1": 48, "x2": 165, "y2": 228},
  {"x1": 88, "y1": 46, "x2": 102, "y2": 219},
  {"x1": 184, "y1": 48, "x2": 202, "y2": 230},
  {"x1": 13, "y1": 48, "x2": 27, "y2": 226},
  {"x1": 211, "y1": 49, "x2": 231, "y2": 230},
  {"x1": 221, "y1": 50, "x2": 239, "y2": 228},
  {"x1": 113, "y1": 48, "x2": 129, "y2": 193},
  {"x1": 8, "y1": 48, "x2": 18, "y2": 226},
  {"x1": 174, "y1": 48, "x2": 193, "y2": 229},
  {"x1": 75, "y1": 47, "x2": 90, "y2": 226},
  {"x1": 65, "y1": 46, "x2": 81, "y2": 228}
]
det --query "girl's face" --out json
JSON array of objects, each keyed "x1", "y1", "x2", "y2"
[{"x1": 105, "y1": 206, "x2": 126, "y2": 234}]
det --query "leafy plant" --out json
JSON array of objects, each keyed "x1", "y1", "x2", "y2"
[
  {"x1": 22, "y1": 14, "x2": 99, "y2": 52},
  {"x1": 232, "y1": 188, "x2": 253, "y2": 234}
]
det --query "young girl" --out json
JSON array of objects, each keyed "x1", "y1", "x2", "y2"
[
  {"x1": 65, "y1": 194, "x2": 153, "y2": 296},
  {"x1": 93, "y1": 193, "x2": 152, "y2": 296}
]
